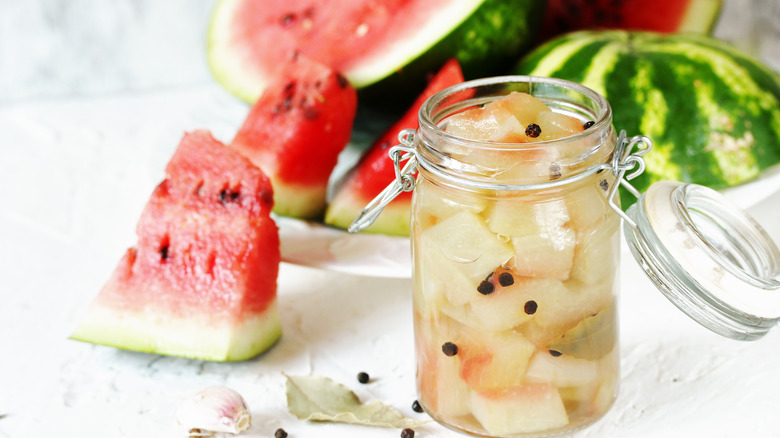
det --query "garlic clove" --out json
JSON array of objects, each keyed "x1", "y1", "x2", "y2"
[{"x1": 175, "y1": 386, "x2": 252, "y2": 436}]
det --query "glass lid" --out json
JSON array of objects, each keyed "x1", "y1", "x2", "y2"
[{"x1": 624, "y1": 180, "x2": 780, "y2": 340}]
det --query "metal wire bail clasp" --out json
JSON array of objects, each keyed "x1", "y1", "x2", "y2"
[
  {"x1": 606, "y1": 130, "x2": 654, "y2": 228},
  {"x1": 348, "y1": 129, "x2": 418, "y2": 233}
]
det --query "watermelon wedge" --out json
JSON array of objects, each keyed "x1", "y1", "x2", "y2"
[
  {"x1": 207, "y1": 0, "x2": 544, "y2": 103},
  {"x1": 230, "y1": 55, "x2": 357, "y2": 220},
  {"x1": 71, "y1": 131, "x2": 282, "y2": 361},
  {"x1": 324, "y1": 59, "x2": 465, "y2": 236}
]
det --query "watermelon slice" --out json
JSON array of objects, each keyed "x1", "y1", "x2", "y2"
[
  {"x1": 540, "y1": 0, "x2": 722, "y2": 41},
  {"x1": 207, "y1": 0, "x2": 545, "y2": 103},
  {"x1": 71, "y1": 131, "x2": 282, "y2": 361},
  {"x1": 324, "y1": 59, "x2": 464, "y2": 236},
  {"x1": 230, "y1": 55, "x2": 357, "y2": 220}
]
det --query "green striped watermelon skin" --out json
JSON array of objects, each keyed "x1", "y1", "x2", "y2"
[{"x1": 515, "y1": 31, "x2": 780, "y2": 206}]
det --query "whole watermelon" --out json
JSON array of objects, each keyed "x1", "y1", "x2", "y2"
[{"x1": 516, "y1": 31, "x2": 780, "y2": 206}]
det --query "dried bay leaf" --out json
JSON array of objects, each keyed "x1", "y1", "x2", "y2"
[{"x1": 284, "y1": 374, "x2": 427, "y2": 428}]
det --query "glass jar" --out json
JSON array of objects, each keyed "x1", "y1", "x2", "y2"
[{"x1": 408, "y1": 77, "x2": 620, "y2": 437}]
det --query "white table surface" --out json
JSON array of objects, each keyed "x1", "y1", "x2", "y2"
[{"x1": 2, "y1": 1, "x2": 780, "y2": 437}]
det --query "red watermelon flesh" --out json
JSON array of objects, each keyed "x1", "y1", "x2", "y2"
[
  {"x1": 324, "y1": 59, "x2": 464, "y2": 236},
  {"x1": 71, "y1": 130, "x2": 282, "y2": 361},
  {"x1": 231, "y1": 55, "x2": 357, "y2": 220},
  {"x1": 540, "y1": 0, "x2": 722, "y2": 41}
]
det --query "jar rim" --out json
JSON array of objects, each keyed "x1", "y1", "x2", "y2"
[{"x1": 418, "y1": 75, "x2": 613, "y2": 152}]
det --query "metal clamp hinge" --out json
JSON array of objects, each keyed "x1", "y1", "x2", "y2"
[{"x1": 348, "y1": 130, "x2": 417, "y2": 233}]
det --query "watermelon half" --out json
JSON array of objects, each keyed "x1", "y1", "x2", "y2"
[
  {"x1": 207, "y1": 0, "x2": 544, "y2": 103},
  {"x1": 71, "y1": 131, "x2": 282, "y2": 361},
  {"x1": 325, "y1": 59, "x2": 465, "y2": 236},
  {"x1": 516, "y1": 30, "x2": 780, "y2": 207}
]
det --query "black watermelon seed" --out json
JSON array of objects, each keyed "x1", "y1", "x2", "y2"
[
  {"x1": 412, "y1": 400, "x2": 423, "y2": 413},
  {"x1": 401, "y1": 428, "x2": 415, "y2": 438},
  {"x1": 230, "y1": 191, "x2": 240, "y2": 201},
  {"x1": 304, "y1": 107, "x2": 320, "y2": 120},
  {"x1": 549, "y1": 349, "x2": 562, "y2": 357},
  {"x1": 336, "y1": 73, "x2": 348, "y2": 88},
  {"x1": 583, "y1": 120, "x2": 595, "y2": 129},
  {"x1": 477, "y1": 280, "x2": 495, "y2": 295},
  {"x1": 524, "y1": 300, "x2": 538, "y2": 315},
  {"x1": 219, "y1": 189, "x2": 228, "y2": 203},
  {"x1": 280, "y1": 13, "x2": 295, "y2": 27},
  {"x1": 599, "y1": 179, "x2": 609, "y2": 191},
  {"x1": 498, "y1": 272, "x2": 514, "y2": 287},
  {"x1": 442, "y1": 342, "x2": 458, "y2": 356},
  {"x1": 159, "y1": 245, "x2": 169, "y2": 261},
  {"x1": 550, "y1": 163, "x2": 562, "y2": 181},
  {"x1": 357, "y1": 372, "x2": 370, "y2": 384},
  {"x1": 275, "y1": 428, "x2": 288, "y2": 438},
  {"x1": 282, "y1": 95, "x2": 293, "y2": 111},
  {"x1": 525, "y1": 123, "x2": 541, "y2": 138}
]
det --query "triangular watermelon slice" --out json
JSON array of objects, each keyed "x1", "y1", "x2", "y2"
[
  {"x1": 71, "y1": 131, "x2": 282, "y2": 361},
  {"x1": 230, "y1": 55, "x2": 357, "y2": 220},
  {"x1": 324, "y1": 59, "x2": 465, "y2": 236}
]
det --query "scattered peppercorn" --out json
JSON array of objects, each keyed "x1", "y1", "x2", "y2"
[
  {"x1": 159, "y1": 245, "x2": 169, "y2": 261},
  {"x1": 549, "y1": 349, "x2": 562, "y2": 357},
  {"x1": 442, "y1": 342, "x2": 458, "y2": 356},
  {"x1": 477, "y1": 280, "x2": 494, "y2": 295},
  {"x1": 275, "y1": 428, "x2": 288, "y2": 438},
  {"x1": 401, "y1": 428, "x2": 415, "y2": 438},
  {"x1": 524, "y1": 300, "x2": 538, "y2": 315},
  {"x1": 599, "y1": 179, "x2": 609, "y2": 191},
  {"x1": 583, "y1": 120, "x2": 595, "y2": 129},
  {"x1": 549, "y1": 163, "x2": 562, "y2": 181},
  {"x1": 357, "y1": 372, "x2": 370, "y2": 384},
  {"x1": 525, "y1": 123, "x2": 542, "y2": 138},
  {"x1": 412, "y1": 400, "x2": 423, "y2": 413},
  {"x1": 498, "y1": 272, "x2": 514, "y2": 287}
]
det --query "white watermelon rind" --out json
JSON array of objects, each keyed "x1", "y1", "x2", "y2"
[{"x1": 71, "y1": 300, "x2": 282, "y2": 361}]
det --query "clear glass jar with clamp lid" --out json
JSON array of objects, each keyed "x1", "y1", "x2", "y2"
[{"x1": 350, "y1": 76, "x2": 780, "y2": 437}]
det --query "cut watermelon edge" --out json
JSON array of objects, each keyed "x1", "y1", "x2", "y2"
[{"x1": 71, "y1": 299, "x2": 282, "y2": 361}]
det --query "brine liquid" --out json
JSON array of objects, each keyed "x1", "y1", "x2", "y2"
[{"x1": 411, "y1": 172, "x2": 620, "y2": 437}]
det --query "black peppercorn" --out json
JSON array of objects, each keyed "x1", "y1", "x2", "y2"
[
  {"x1": 583, "y1": 120, "x2": 595, "y2": 129},
  {"x1": 524, "y1": 300, "x2": 538, "y2": 315},
  {"x1": 549, "y1": 349, "x2": 562, "y2": 357},
  {"x1": 498, "y1": 272, "x2": 514, "y2": 287},
  {"x1": 477, "y1": 280, "x2": 494, "y2": 295},
  {"x1": 412, "y1": 400, "x2": 423, "y2": 413},
  {"x1": 599, "y1": 179, "x2": 609, "y2": 191},
  {"x1": 275, "y1": 428, "x2": 288, "y2": 438},
  {"x1": 442, "y1": 342, "x2": 458, "y2": 356},
  {"x1": 357, "y1": 372, "x2": 370, "y2": 384},
  {"x1": 525, "y1": 123, "x2": 542, "y2": 138},
  {"x1": 401, "y1": 428, "x2": 415, "y2": 438}
]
